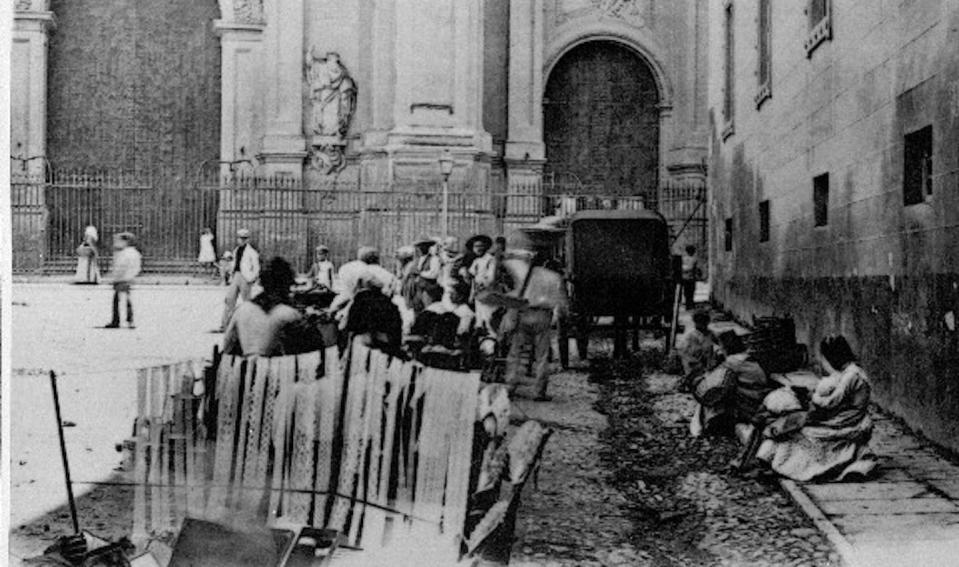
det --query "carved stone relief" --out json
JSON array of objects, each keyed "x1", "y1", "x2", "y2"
[
  {"x1": 15, "y1": 0, "x2": 48, "y2": 11},
  {"x1": 233, "y1": 0, "x2": 264, "y2": 24},
  {"x1": 553, "y1": 0, "x2": 650, "y2": 29},
  {"x1": 306, "y1": 48, "x2": 357, "y2": 174}
]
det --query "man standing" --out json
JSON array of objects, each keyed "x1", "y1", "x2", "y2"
[
  {"x1": 220, "y1": 228, "x2": 260, "y2": 332},
  {"x1": 681, "y1": 245, "x2": 701, "y2": 311},
  {"x1": 500, "y1": 232, "x2": 569, "y2": 401},
  {"x1": 104, "y1": 232, "x2": 142, "y2": 329}
]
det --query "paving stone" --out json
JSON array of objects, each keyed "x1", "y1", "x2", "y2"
[
  {"x1": 819, "y1": 497, "x2": 959, "y2": 516},
  {"x1": 806, "y1": 481, "x2": 930, "y2": 502}
]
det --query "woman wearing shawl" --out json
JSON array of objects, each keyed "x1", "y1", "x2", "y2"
[{"x1": 756, "y1": 335, "x2": 876, "y2": 482}]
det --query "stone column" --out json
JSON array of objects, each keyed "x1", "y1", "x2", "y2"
[
  {"x1": 214, "y1": 20, "x2": 265, "y2": 176},
  {"x1": 258, "y1": 0, "x2": 307, "y2": 176},
  {"x1": 505, "y1": 0, "x2": 545, "y2": 218},
  {"x1": 11, "y1": 1, "x2": 55, "y2": 177}
]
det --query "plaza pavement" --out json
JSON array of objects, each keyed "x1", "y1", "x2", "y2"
[{"x1": 9, "y1": 282, "x2": 226, "y2": 560}]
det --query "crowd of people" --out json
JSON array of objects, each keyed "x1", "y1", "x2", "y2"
[{"x1": 216, "y1": 228, "x2": 569, "y2": 401}]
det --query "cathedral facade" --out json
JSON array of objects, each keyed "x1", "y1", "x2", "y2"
[
  {"x1": 12, "y1": 0, "x2": 707, "y2": 188},
  {"x1": 11, "y1": 0, "x2": 707, "y2": 269}
]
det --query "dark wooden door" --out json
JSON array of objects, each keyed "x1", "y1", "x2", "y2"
[{"x1": 543, "y1": 41, "x2": 660, "y2": 195}]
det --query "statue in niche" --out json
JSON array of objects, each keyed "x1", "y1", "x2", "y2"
[{"x1": 307, "y1": 48, "x2": 357, "y2": 174}]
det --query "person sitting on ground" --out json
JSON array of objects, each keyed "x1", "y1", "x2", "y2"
[
  {"x1": 344, "y1": 265, "x2": 403, "y2": 355},
  {"x1": 409, "y1": 282, "x2": 475, "y2": 368},
  {"x1": 690, "y1": 330, "x2": 771, "y2": 436},
  {"x1": 677, "y1": 309, "x2": 721, "y2": 391},
  {"x1": 222, "y1": 256, "x2": 323, "y2": 356},
  {"x1": 754, "y1": 335, "x2": 876, "y2": 482}
]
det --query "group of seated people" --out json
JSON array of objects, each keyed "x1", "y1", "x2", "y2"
[
  {"x1": 678, "y1": 310, "x2": 877, "y2": 483},
  {"x1": 221, "y1": 233, "x2": 533, "y2": 375}
]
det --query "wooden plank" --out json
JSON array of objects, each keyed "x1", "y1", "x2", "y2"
[
  {"x1": 240, "y1": 359, "x2": 270, "y2": 494},
  {"x1": 379, "y1": 357, "x2": 411, "y2": 548},
  {"x1": 287, "y1": 381, "x2": 319, "y2": 523},
  {"x1": 207, "y1": 356, "x2": 243, "y2": 519},
  {"x1": 329, "y1": 342, "x2": 372, "y2": 533},
  {"x1": 133, "y1": 368, "x2": 149, "y2": 545},
  {"x1": 442, "y1": 369, "x2": 480, "y2": 551},
  {"x1": 312, "y1": 363, "x2": 338, "y2": 528},
  {"x1": 358, "y1": 350, "x2": 391, "y2": 550},
  {"x1": 267, "y1": 355, "x2": 296, "y2": 524},
  {"x1": 157, "y1": 365, "x2": 173, "y2": 532},
  {"x1": 148, "y1": 366, "x2": 164, "y2": 534},
  {"x1": 297, "y1": 350, "x2": 321, "y2": 383}
]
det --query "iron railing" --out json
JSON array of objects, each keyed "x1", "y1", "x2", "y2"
[{"x1": 10, "y1": 169, "x2": 706, "y2": 274}]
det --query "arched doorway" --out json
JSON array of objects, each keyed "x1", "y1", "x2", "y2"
[{"x1": 543, "y1": 41, "x2": 660, "y2": 195}]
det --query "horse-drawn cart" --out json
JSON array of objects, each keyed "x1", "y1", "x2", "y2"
[{"x1": 525, "y1": 210, "x2": 676, "y2": 365}]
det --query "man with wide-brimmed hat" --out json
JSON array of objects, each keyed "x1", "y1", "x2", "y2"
[
  {"x1": 412, "y1": 236, "x2": 442, "y2": 312},
  {"x1": 220, "y1": 228, "x2": 260, "y2": 331},
  {"x1": 496, "y1": 230, "x2": 569, "y2": 400}
]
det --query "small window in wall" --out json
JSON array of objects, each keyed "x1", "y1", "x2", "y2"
[
  {"x1": 804, "y1": 0, "x2": 832, "y2": 57},
  {"x1": 722, "y1": 1, "x2": 735, "y2": 140},
  {"x1": 759, "y1": 200, "x2": 770, "y2": 242},
  {"x1": 813, "y1": 173, "x2": 829, "y2": 227},
  {"x1": 755, "y1": 0, "x2": 772, "y2": 108},
  {"x1": 724, "y1": 217, "x2": 734, "y2": 251},
  {"x1": 903, "y1": 125, "x2": 933, "y2": 206}
]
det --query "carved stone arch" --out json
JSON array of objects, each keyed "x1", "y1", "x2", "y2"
[{"x1": 544, "y1": 19, "x2": 673, "y2": 110}]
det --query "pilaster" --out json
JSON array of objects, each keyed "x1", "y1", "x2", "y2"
[
  {"x1": 258, "y1": 0, "x2": 307, "y2": 176},
  {"x1": 214, "y1": 20, "x2": 265, "y2": 176},
  {"x1": 11, "y1": 4, "x2": 55, "y2": 177},
  {"x1": 505, "y1": 0, "x2": 545, "y2": 164}
]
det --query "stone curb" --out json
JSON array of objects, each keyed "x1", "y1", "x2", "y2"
[{"x1": 778, "y1": 478, "x2": 861, "y2": 567}]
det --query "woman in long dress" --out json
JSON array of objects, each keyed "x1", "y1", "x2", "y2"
[
  {"x1": 197, "y1": 228, "x2": 217, "y2": 278},
  {"x1": 74, "y1": 225, "x2": 100, "y2": 284},
  {"x1": 756, "y1": 335, "x2": 876, "y2": 482}
]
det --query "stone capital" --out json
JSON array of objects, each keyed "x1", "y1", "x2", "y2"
[
  {"x1": 14, "y1": 9, "x2": 55, "y2": 34},
  {"x1": 213, "y1": 19, "x2": 265, "y2": 40}
]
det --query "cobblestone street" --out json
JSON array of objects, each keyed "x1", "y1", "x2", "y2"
[
  {"x1": 10, "y1": 283, "x2": 841, "y2": 566},
  {"x1": 504, "y1": 340, "x2": 840, "y2": 566}
]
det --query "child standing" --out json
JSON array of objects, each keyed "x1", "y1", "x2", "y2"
[
  {"x1": 105, "y1": 232, "x2": 142, "y2": 329},
  {"x1": 218, "y1": 251, "x2": 235, "y2": 286},
  {"x1": 198, "y1": 228, "x2": 217, "y2": 278},
  {"x1": 306, "y1": 244, "x2": 336, "y2": 291}
]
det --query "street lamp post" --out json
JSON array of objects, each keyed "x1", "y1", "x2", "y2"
[{"x1": 439, "y1": 150, "x2": 454, "y2": 238}]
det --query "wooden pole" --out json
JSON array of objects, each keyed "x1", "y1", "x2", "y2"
[{"x1": 50, "y1": 371, "x2": 81, "y2": 534}]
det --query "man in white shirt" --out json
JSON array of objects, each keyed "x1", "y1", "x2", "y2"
[
  {"x1": 104, "y1": 232, "x2": 142, "y2": 329},
  {"x1": 220, "y1": 228, "x2": 261, "y2": 331}
]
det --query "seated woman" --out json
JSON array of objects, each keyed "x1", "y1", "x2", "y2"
[
  {"x1": 409, "y1": 282, "x2": 475, "y2": 368},
  {"x1": 677, "y1": 309, "x2": 721, "y2": 391},
  {"x1": 343, "y1": 267, "x2": 403, "y2": 355},
  {"x1": 755, "y1": 335, "x2": 876, "y2": 482},
  {"x1": 222, "y1": 257, "x2": 323, "y2": 356},
  {"x1": 690, "y1": 330, "x2": 773, "y2": 436}
]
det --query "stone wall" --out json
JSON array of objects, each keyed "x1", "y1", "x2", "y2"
[{"x1": 707, "y1": 0, "x2": 959, "y2": 453}]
